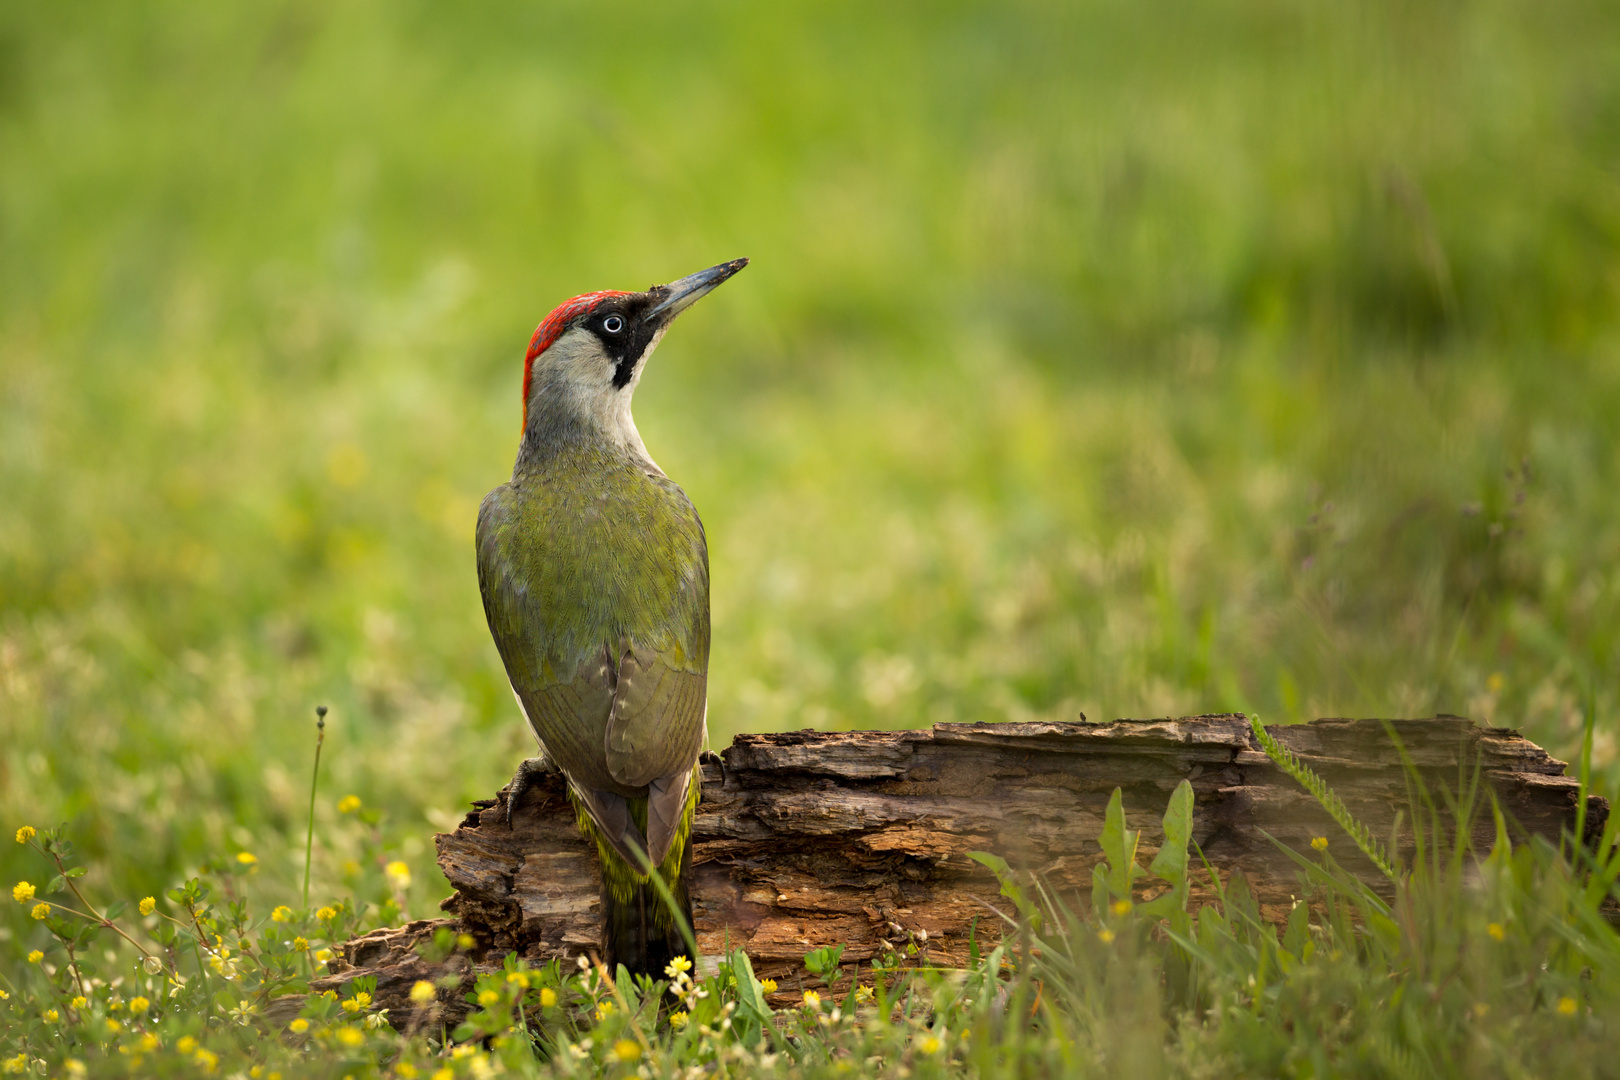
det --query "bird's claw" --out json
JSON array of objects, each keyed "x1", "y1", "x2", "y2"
[
  {"x1": 504, "y1": 755, "x2": 560, "y2": 828},
  {"x1": 699, "y1": 748, "x2": 728, "y2": 787}
]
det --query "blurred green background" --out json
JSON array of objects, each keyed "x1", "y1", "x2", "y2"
[{"x1": 2, "y1": 0, "x2": 1618, "y2": 918}]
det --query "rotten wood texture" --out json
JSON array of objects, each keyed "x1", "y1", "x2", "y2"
[{"x1": 321, "y1": 715, "x2": 1604, "y2": 1022}]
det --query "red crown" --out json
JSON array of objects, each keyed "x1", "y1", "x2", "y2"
[{"x1": 522, "y1": 290, "x2": 631, "y2": 427}]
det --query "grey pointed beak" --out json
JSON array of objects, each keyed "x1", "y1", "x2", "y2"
[{"x1": 645, "y1": 257, "x2": 749, "y2": 320}]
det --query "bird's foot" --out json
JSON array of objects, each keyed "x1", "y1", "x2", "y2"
[
  {"x1": 504, "y1": 755, "x2": 561, "y2": 828},
  {"x1": 699, "y1": 748, "x2": 728, "y2": 787}
]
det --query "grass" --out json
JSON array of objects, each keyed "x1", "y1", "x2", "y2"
[
  {"x1": 2, "y1": 0, "x2": 1619, "y2": 1073},
  {"x1": 4, "y1": 749, "x2": 1618, "y2": 1077}
]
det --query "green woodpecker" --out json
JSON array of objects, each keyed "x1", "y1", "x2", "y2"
[{"x1": 476, "y1": 258, "x2": 747, "y2": 975}]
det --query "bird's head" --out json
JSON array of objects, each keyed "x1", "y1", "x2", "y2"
[{"x1": 520, "y1": 258, "x2": 748, "y2": 448}]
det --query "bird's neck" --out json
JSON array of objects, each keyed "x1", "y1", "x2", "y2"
[{"x1": 514, "y1": 399, "x2": 659, "y2": 481}]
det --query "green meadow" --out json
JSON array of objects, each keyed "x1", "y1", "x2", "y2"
[{"x1": 2, "y1": 1, "x2": 1619, "y2": 1075}]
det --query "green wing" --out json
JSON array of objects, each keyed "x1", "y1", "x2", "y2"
[
  {"x1": 606, "y1": 646, "x2": 708, "y2": 786},
  {"x1": 476, "y1": 455, "x2": 708, "y2": 861}
]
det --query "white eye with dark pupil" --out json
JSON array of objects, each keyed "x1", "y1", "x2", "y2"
[{"x1": 602, "y1": 315, "x2": 625, "y2": 333}]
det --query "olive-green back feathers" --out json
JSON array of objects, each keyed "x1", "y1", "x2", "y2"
[{"x1": 476, "y1": 441, "x2": 709, "y2": 866}]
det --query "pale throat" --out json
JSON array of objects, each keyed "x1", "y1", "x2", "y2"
[{"x1": 517, "y1": 329, "x2": 663, "y2": 473}]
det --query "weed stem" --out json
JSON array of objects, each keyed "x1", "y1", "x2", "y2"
[{"x1": 303, "y1": 705, "x2": 328, "y2": 911}]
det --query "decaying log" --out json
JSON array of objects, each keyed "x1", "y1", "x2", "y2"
[{"x1": 319, "y1": 715, "x2": 1605, "y2": 1023}]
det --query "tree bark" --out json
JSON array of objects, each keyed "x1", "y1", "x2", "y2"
[{"x1": 318, "y1": 714, "x2": 1606, "y2": 1023}]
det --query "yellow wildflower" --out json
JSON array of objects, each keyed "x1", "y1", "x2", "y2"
[
  {"x1": 506, "y1": 971, "x2": 529, "y2": 988},
  {"x1": 0, "y1": 990, "x2": 7, "y2": 1000},
  {"x1": 271, "y1": 905, "x2": 293, "y2": 922},
  {"x1": 292, "y1": 936, "x2": 309, "y2": 952},
  {"x1": 594, "y1": 1000, "x2": 615, "y2": 1020},
  {"x1": 669, "y1": 1009, "x2": 689, "y2": 1029},
  {"x1": 12, "y1": 882, "x2": 34, "y2": 903},
  {"x1": 139, "y1": 1035, "x2": 159, "y2": 1052},
  {"x1": 1558, "y1": 996, "x2": 1578, "y2": 1016},
  {"x1": 139, "y1": 896, "x2": 156, "y2": 915},
  {"x1": 176, "y1": 1036, "x2": 198, "y2": 1054},
  {"x1": 918, "y1": 1034, "x2": 943, "y2": 1055},
  {"x1": 236, "y1": 852, "x2": 257, "y2": 866},
  {"x1": 342, "y1": 991, "x2": 372, "y2": 1013},
  {"x1": 337, "y1": 1026, "x2": 365, "y2": 1047},
  {"x1": 43, "y1": 1009, "x2": 59, "y2": 1023},
  {"x1": 1487, "y1": 923, "x2": 1506, "y2": 941},
  {"x1": 1110, "y1": 898, "x2": 1132, "y2": 916},
  {"x1": 385, "y1": 861, "x2": 411, "y2": 889},
  {"x1": 105, "y1": 1018, "x2": 121, "y2": 1033},
  {"x1": 63, "y1": 1061, "x2": 86, "y2": 1077},
  {"x1": 539, "y1": 987, "x2": 557, "y2": 1008},
  {"x1": 337, "y1": 795, "x2": 361, "y2": 814},
  {"x1": 396, "y1": 1066, "x2": 419, "y2": 1079},
  {"x1": 613, "y1": 1039, "x2": 641, "y2": 1063},
  {"x1": 803, "y1": 990, "x2": 821, "y2": 1009},
  {"x1": 432, "y1": 1070, "x2": 453, "y2": 1080},
  {"x1": 129, "y1": 996, "x2": 150, "y2": 1014},
  {"x1": 26, "y1": 950, "x2": 43, "y2": 963},
  {"x1": 665, "y1": 954, "x2": 693, "y2": 976},
  {"x1": 194, "y1": 1047, "x2": 219, "y2": 1072},
  {"x1": 855, "y1": 984, "x2": 874, "y2": 1003},
  {"x1": 288, "y1": 1019, "x2": 309, "y2": 1034},
  {"x1": 1311, "y1": 837, "x2": 1329, "y2": 852},
  {"x1": 410, "y1": 981, "x2": 437, "y2": 1005},
  {"x1": 3, "y1": 1054, "x2": 27, "y2": 1075},
  {"x1": 759, "y1": 978, "x2": 778, "y2": 994},
  {"x1": 15, "y1": 826, "x2": 35, "y2": 844},
  {"x1": 477, "y1": 990, "x2": 499, "y2": 1007},
  {"x1": 1097, "y1": 928, "x2": 1116, "y2": 944},
  {"x1": 316, "y1": 906, "x2": 337, "y2": 921},
  {"x1": 30, "y1": 902, "x2": 49, "y2": 920},
  {"x1": 315, "y1": 948, "x2": 332, "y2": 963},
  {"x1": 70, "y1": 996, "x2": 87, "y2": 1009},
  {"x1": 456, "y1": 934, "x2": 475, "y2": 951}
]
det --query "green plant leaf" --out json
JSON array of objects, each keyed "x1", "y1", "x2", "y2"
[
  {"x1": 1142, "y1": 780, "x2": 1195, "y2": 926},
  {"x1": 726, "y1": 947, "x2": 778, "y2": 1048},
  {"x1": 1099, "y1": 787, "x2": 1146, "y2": 899},
  {"x1": 804, "y1": 944, "x2": 844, "y2": 981},
  {"x1": 1147, "y1": 780, "x2": 1193, "y2": 887},
  {"x1": 968, "y1": 851, "x2": 1042, "y2": 929}
]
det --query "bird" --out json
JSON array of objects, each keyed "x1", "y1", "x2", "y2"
[{"x1": 476, "y1": 257, "x2": 747, "y2": 976}]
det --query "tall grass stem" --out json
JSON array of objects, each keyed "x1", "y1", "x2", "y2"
[
  {"x1": 303, "y1": 705, "x2": 328, "y2": 911},
  {"x1": 1250, "y1": 713, "x2": 1399, "y2": 883},
  {"x1": 631, "y1": 841, "x2": 700, "y2": 963}
]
